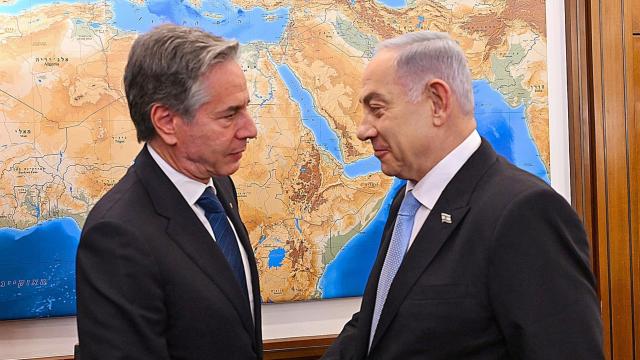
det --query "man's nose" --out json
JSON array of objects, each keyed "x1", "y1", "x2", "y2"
[
  {"x1": 356, "y1": 117, "x2": 376, "y2": 141},
  {"x1": 238, "y1": 112, "x2": 258, "y2": 140}
]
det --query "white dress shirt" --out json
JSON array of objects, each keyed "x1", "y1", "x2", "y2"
[
  {"x1": 406, "y1": 130, "x2": 482, "y2": 249},
  {"x1": 147, "y1": 145, "x2": 255, "y2": 319}
]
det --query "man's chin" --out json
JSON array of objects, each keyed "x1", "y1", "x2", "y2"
[
  {"x1": 224, "y1": 162, "x2": 242, "y2": 176},
  {"x1": 208, "y1": 163, "x2": 241, "y2": 178},
  {"x1": 379, "y1": 164, "x2": 398, "y2": 178}
]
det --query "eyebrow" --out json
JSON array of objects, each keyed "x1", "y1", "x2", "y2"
[
  {"x1": 360, "y1": 92, "x2": 387, "y2": 106},
  {"x1": 217, "y1": 98, "x2": 251, "y2": 115}
]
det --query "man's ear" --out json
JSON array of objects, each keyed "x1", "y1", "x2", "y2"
[
  {"x1": 150, "y1": 103, "x2": 178, "y2": 145},
  {"x1": 424, "y1": 79, "x2": 452, "y2": 126}
]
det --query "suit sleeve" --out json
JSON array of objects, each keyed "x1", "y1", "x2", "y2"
[
  {"x1": 76, "y1": 220, "x2": 170, "y2": 360},
  {"x1": 321, "y1": 312, "x2": 360, "y2": 360},
  {"x1": 488, "y1": 188, "x2": 603, "y2": 359}
]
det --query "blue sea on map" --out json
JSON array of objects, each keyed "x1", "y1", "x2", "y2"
[
  {"x1": 277, "y1": 64, "x2": 346, "y2": 163},
  {"x1": 474, "y1": 80, "x2": 550, "y2": 182},
  {"x1": 0, "y1": 218, "x2": 79, "y2": 319},
  {"x1": 0, "y1": 0, "x2": 73, "y2": 13},
  {"x1": 111, "y1": 0, "x2": 289, "y2": 43},
  {"x1": 1, "y1": 0, "x2": 289, "y2": 44},
  {"x1": 376, "y1": 0, "x2": 408, "y2": 8},
  {"x1": 344, "y1": 156, "x2": 382, "y2": 178}
]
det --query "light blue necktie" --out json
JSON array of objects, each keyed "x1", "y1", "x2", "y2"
[{"x1": 369, "y1": 190, "x2": 422, "y2": 350}]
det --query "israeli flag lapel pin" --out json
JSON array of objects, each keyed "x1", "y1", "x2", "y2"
[{"x1": 441, "y1": 212, "x2": 452, "y2": 224}]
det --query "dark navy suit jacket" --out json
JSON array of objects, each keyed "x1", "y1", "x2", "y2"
[
  {"x1": 77, "y1": 146, "x2": 262, "y2": 359},
  {"x1": 323, "y1": 139, "x2": 603, "y2": 360}
]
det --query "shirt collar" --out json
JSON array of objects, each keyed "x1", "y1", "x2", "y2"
[
  {"x1": 407, "y1": 130, "x2": 481, "y2": 210},
  {"x1": 147, "y1": 144, "x2": 215, "y2": 205}
]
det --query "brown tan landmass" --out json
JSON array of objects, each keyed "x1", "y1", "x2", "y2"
[
  {"x1": 526, "y1": 103, "x2": 549, "y2": 171},
  {"x1": 230, "y1": 0, "x2": 288, "y2": 10},
  {"x1": 458, "y1": 0, "x2": 545, "y2": 63},
  {"x1": 503, "y1": 0, "x2": 546, "y2": 37},
  {"x1": 520, "y1": 57, "x2": 549, "y2": 169},
  {"x1": 460, "y1": 13, "x2": 507, "y2": 62},
  {"x1": 0, "y1": 5, "x2": 140, "y2": 227},
  {"x1": 275, "y1": 13, "x2": 369, "y2": 163},
  {"x1": 236, "y1": 48, "x2": 393, "y2": 301}
]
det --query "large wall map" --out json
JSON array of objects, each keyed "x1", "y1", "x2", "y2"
[{"x1": 0, "y1": 0, "x2": 549, "y2": 319}]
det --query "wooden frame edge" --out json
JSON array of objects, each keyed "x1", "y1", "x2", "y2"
[
  {"x1": 564, "y1": 0, "x2": 612, "y2": 357},
  {"x1": 263, "y1": 335, "x2": 337, "y2": 359},
  {"x1": 29, "y1": 335, "x2": 339, "y2": 360}
]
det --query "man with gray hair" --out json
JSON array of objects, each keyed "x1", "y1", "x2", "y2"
[
  {"x1": 323, "y1": 31, "x2": 602, "y2": 359},
  {"x1": 76, "y1": 24, "x2": 261, "y2": 359}
]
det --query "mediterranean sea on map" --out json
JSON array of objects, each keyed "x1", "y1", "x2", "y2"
[{"x1": 0, "y1": 0, "x2": 551, "y2": 319}]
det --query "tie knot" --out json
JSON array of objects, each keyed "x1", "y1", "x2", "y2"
[
  {"x1": 398, "y1": 191, "x2": 421, "y2": 216},
  {"x1": 196, "y1": 187, "x2": 225, "y2": 214}
]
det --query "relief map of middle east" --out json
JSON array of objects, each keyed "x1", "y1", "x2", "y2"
[{"x1": 0, "y1": 0, "x2": 549, "y2": 319}]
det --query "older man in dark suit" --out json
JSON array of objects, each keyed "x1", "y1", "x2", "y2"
[
  {"x1": 76, "y1": 24, "x2": 261, "y2": 359},
  {"x1": 323, "y1": 31, "x2": 603, "y2": 359}
]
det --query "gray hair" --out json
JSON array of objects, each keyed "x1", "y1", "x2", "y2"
[
  {"x1": 377, "y1": 31, "x2": 474, "y2": 115},
  {"x1": 124, "y1": 24, "x2": 239, "y2": 142}
]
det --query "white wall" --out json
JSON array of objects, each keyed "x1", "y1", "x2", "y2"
[
  {"x1": 0, "y1": 298, "x2": 360, "y2": 359},
  {"x1": 547, "y1": 0, "x2": 571, "y2": 202}
]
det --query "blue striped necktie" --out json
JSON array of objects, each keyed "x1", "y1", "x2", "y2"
[
  {"x1": 197, "y1": 187, "x2": 248, "y2": 297},
  {"x1": 369, "y1": 190, "x2": 422, "y2": 350}
]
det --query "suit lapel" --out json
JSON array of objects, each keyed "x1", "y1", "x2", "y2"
[
  {"x1": 368, "y1": 139, "x2": 498, "y2": 353},
  {"x1": 213, "y1": 179, "x2": 253, "y2": 265},
  {"x1": 133, "y1": 147, "x2": 255, "y2": 338},
  {"x1": 353, "y1": 190, "x2": 403, "y2": 358},
  {"x1": 369, "y1": 202, "x2": 469, "y2": 351},
  {"x1": 213, "y1": 178, "x2": 263, "y2": 321}
]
